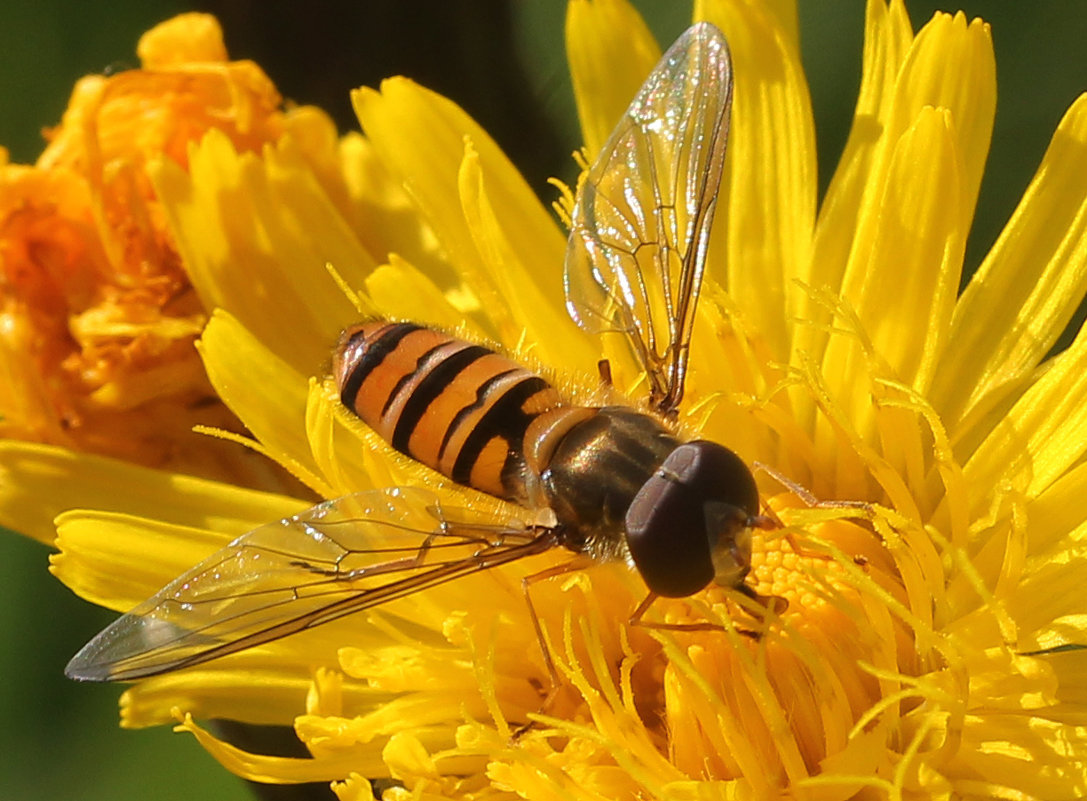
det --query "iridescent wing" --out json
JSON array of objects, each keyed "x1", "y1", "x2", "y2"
[
  {"x1": 65, "y1": 488, "x2": 556, "y2": 682},
  {"x1": 564, "y1": 22, "x2": 733, "y2": 416}
]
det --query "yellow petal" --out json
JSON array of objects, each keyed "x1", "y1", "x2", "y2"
[
  {"x1": 963, "y1": 322, "x2": 1087, "y2": 511},
  {"x1": 698, "y1": 0, "x2": 818, "y2": 361},
  {"x1": 932, "y1": 94, "x2": 1087, "y2": 435},
  {"x1": 788, "y1": 1, "x2": 915, "y2": 456},
  {"x1": 855, "y1": 111, "x2": 965, "y2": 396},
  {"x1": 1022, "y1": 461, "x2": 1087, "y2": 555},
  {"x1": 304, "y1": 378, "x2": 442, "y2": 499},
  {"x1": 840, "y1": 11, "x2": 994, "y2": 313},
  {"x1": 803, "y1": 7, "x2": 993, "y2": 395},
  {"x1": 891, "y1": 13, "x2": 995, "y2": 228},
  {"x1": 331, "y1": 774, "x2": 376, "y2": 801},
  {"x1": 364, "y1": 255, "x2": 486, "y2": 335},
  {"x1": 152, "y1": 129, "x2": 368, "y2": 375},
  {"x1": 951, "y1": 710, "x2": 1087, "y2": 799},
  {"x1": 803, "y1": 0, "x2": 913, "y2": 339},
  {"x1": 351, "y1": 78, "x2": 568, "y2": 320},
  {"x1": 197, "y1": 309, "x2": 329, "y2": 495},
  {"x1": 52, "y1": 511, "x2": 232, "y2": 610},
  {"x1": 833, "y1": 10, "x2": 993, "y2": 312},
  {"x1": 686, "y1": 288, "x2": 776, "y2": 466},
  {"x1": 136, "y1": 12, "x2": 228, "y2": 66},
  {"x1": 820, "y1": 108, "x2": 965, "y2": 469},
  {"x1": 0, "y1": 441, "x2": 297, "y2": 545},
  {"x1": 339, "y1": 133, "x2": 458, "y2": 286},
  {"x1": 56, "y1": 502, "x2": 424, "y2": 729},
  {"x1": 286, "y1": 120, "x2": 459, "y2": 292},
  {"x1": 176, "y1": 712, "x2": 390, "y2": 783},
  {"x1": 1010, "y1": 547, "x2": 1087, "y2": 651},
  {"x1": 565, "y1": 0, "x2": 660, "y2": 159},
  {"x1": 122, "y1": 653, "x2": 389, "y2": 728},
  {"x1": 751, "y1": 1, "x2": 799, "y2": 49},
  {"x1": 457, "y1": 142, "x2": 597, "y2": 373}
]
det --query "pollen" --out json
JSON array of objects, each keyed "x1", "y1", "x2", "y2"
[{"x1": 749, "y1": 498, "x2": 896, "y2": 618}]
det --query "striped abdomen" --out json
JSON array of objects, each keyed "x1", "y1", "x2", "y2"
[{"x1": 334, "y1": 321, "x2": 575, "y2": 503}]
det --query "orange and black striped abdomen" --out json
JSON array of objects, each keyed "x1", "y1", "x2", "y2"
[{"x1": 334, "y1": 321, "x2": 567, "y2": 501}]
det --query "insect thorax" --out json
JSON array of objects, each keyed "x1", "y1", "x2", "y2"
[{"x1": 533, "y1": 406, "x2": 680, "y2": 561}]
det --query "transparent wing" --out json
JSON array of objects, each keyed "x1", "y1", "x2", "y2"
[
  {"x1": 564, "y1": 22, "x2": 733, "y2": 416},
  {"x1": 66, "y1": 488, "x2": 556, "y2": 682}
]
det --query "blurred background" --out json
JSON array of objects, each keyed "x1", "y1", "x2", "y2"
[{"x1": 1, "y1": 2, "x2": 1084, "y2": 799}]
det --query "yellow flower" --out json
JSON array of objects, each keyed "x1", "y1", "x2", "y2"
[{"x1": 6, "y1": 1, "x2": 1087, "y2": 799}]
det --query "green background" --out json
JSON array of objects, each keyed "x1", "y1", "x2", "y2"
[{"x1": 1, "y1": 2, "x2": 1084, "y2": 799}]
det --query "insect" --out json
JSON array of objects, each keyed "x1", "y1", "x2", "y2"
[{"x1": 66, "y1": 21, "x2": 768, "y2": 684}]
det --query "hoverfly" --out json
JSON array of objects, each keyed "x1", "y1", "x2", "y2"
[{"x1": 66, "y1": 22, "x2": 768, "y2": 684}]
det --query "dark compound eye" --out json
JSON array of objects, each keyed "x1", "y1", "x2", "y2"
[{"x1": 625, "y1": 441, "x2": 759, "y2": 597}]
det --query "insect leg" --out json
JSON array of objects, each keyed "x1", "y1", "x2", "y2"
[
  {"x1": 521, "y1": 556, "x2": 595, "y2": 687},
  {"x1": 751, "y1": 460, "x2": 875, "y2": 570},
  {"x1": 627, "y1": 588, "x2": 782, "y2": 639},
  {"x1": 504, "y1": 556, "x2": 597, "y2": 739},
  {"x1": 752, "y1": 461, "x2": 872, "y2": 515},
  {"x1": 597, "y1": 358, "x2": 613, "y2": 387},
  {"x1": 628, "y1": 591, "x2": 728, "y2": 634}
]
